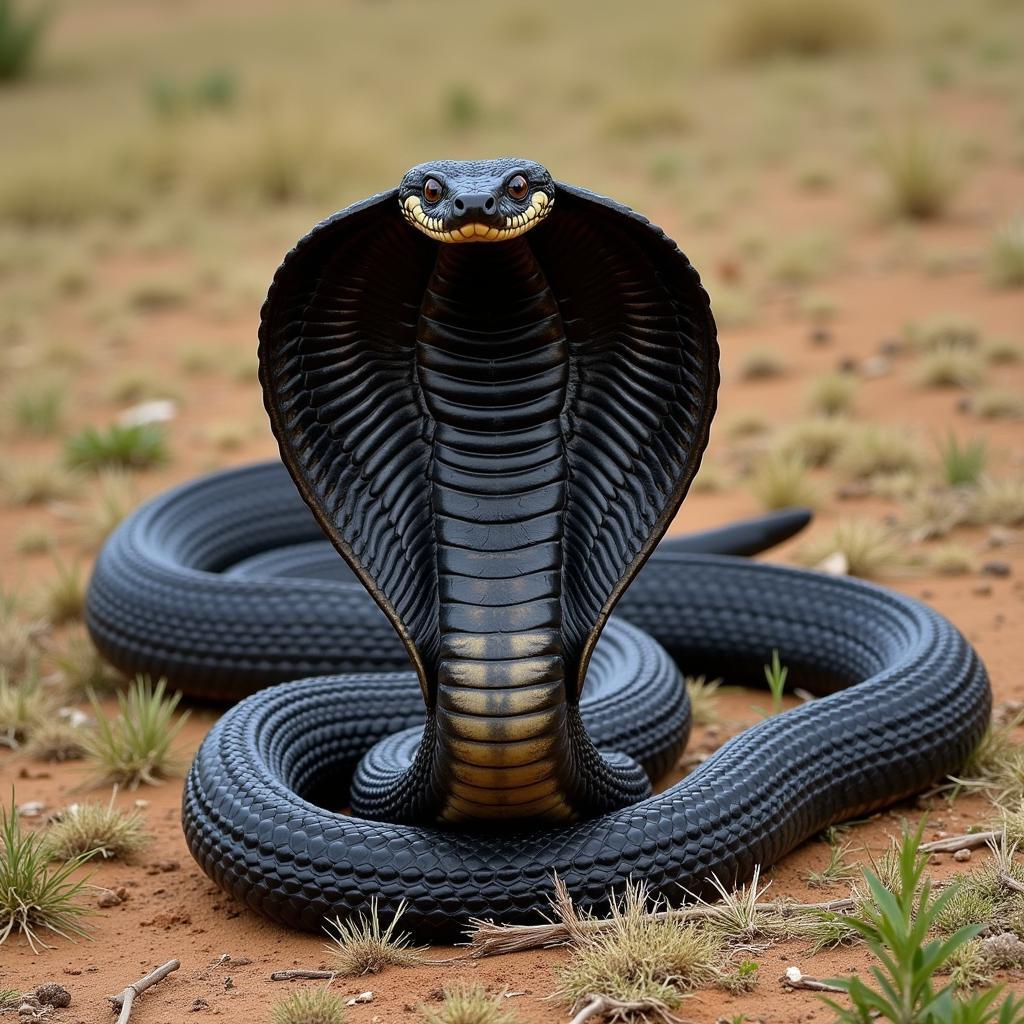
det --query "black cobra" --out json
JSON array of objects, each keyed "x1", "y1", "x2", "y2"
[{"x1": 86, "y1": 158, "x2": 991, "y2": 939}]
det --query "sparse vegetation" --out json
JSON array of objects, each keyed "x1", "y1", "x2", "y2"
[
  {"x1": 749, "y1": 451, "x2": 819, "y2": 510},
  {"x1": 877, "y1": 123, "x2": 962, "y2": 221},
  {"x1": 799, "y1": 519, "x2": 903, "y2": 578},
  {"x1": 988, "y1": 218, "x2": 1024, "y2": 288},
  {"x1": 27, "y1": 714, "x2": 90, "y2": 762},
  {"x1": 86, "y1": 676, "x2": 188, "y2": 787},
  {"x1": 970, "y1": 389, "x2": 1024, "y2": 420},
  {"x1": 713, "y1": 0, "x2": 883, "y2": 62},
  {"x1": 968, "y1": 478, "x2": 1024, "y2": 527},
  {"x1": 74, "y1": 468, "x2": 138, "y2": 549},
  {"x1": 821, "y1": 825, "x2": 1024, "y2": 1024},
  {"x1": 806, "y1": 832, "x2": 857, "y2": 888},
  {"x1": 323, "y1": 897, "x2": 425, "y2": 975},
  {"x1": 554, "y1": 881, "x2": 721, "y2": 1013},
  {"x1": 764, "y1": 649, "x2": 788, "y2": 715},
  {"x1": 686, "y1": 675, "x2": 722, "y2": 728},
  {"x1": 5, "y1": 378, "x2": 63, "y2": 435},
  {"x1": 65, "y1": 423, "x2": 168, "y2": 472},
  {"x1": 807, "y1": 372, "x2": 858, "y2": 417},
  {"x1": 927, "y1": 543, "x2": 974, "y2": 576},
  {"x1": 0, "y1": 668, "x2": 49, "y2": 746},
  {"x1": 779, "y1": 417, "x2": 849, "y2": 467},
  {"x1": 738, "y1": 347, "x2": 787, "y2": 381},
  {"x1": 39, "y1": 558, "x2": 87, "y2": 624},
  {"x1": 422, "y1": 984, "x2": 522, "y2": 1024},
  {"x1": 938, "y1": 434, "x2": 987, "y2": 487},
  {"x1": 913, "y1": 347, "x2": 985, "y2": 389},
  {"x1": 51, "y1": 628, "x2": 122, "y2": 696},
  {"x1": 835, "y1": 425, "x2": 926, "y2": 482},
  {"x1": 270, "y1": 989, "x2": 345, "y2": 1024},
  {"x1": 44, "y1": 795, "x2": 150, "y2": 861},
  {"x1": 1, "y1": 460, "x2": 79, "y2": 505},
  {"x1": 0, "y1": 795, "x2": 94, "y2": 951},
  {"x1": 0, "y1": 0, "x2": 50, "y2": 82}
]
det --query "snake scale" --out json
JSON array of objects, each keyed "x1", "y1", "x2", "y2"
[{"x1": 85, "y1": 158, "x2": 991, "y2": 940}]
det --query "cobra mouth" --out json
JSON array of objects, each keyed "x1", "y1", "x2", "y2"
[{"x1": 401, "y1": 191, "x2": 553, "y2": 243}]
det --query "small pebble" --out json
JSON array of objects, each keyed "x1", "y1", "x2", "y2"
[
  {"x1": 860, "y1": 356, "x2": 890, "y2": 379},
  {"x1": 191, "y1": 997, "x2": 210, "y2": 1012},
  {"x1": 954, "y1": 848, "x2": 972, "y2": 862},
  {"x1": 17, "y1": 800, "x2": 45, "y2": 817}
]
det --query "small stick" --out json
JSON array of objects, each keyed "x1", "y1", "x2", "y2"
[
  {"x1": 568, "y1": 994, "x2": 681, "y2": 1024},
  {"x1": 999, "y1": 873, "x2": 1024, "y2": 895},
  {"x1": 270, "y1": 970, "x2": 338, "y2": 981},
  {"x1": 107, "y1": 960, "x2": 180, "y2": 1024},
  {"x1": 921, "y1": 831, "x2": 1001, "y2": 854},
  {"x1": 782, "y1": 973, "x2": 845, "y2": 994}
]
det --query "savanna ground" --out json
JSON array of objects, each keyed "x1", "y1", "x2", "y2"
[{"x1": 1, "y1": 0, "x2": 1024, "y2": 1021}]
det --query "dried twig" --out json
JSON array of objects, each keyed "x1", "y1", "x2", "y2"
[
  {"x1": 1000, "y1": 873, "x2": 1024, "y2": 895},
  {"x1": 782, "y1": 967, "x2": 844, "y2": 993},
  {"x1": 568, "y1": 994, "x2": 682, "y2": 1024},
  {"x1": 269, "y1": 970, "x2": 337, "y2": 981},
  {"x1": 106, "y1": 960, "x2": 179, "y2": 1024},
  {"x1": 920, "y1": 831, "x2": 1001, "y2": 854}
]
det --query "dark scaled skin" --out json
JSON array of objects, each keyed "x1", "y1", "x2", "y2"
[{"x1": 110, "y1": 156, "x2": 991, "y2": 939}]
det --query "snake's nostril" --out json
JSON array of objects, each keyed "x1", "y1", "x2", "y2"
[
  {"x1": 453, "y1": 197, "x2": 465, "y2": 214},
  {"x1": 483, "y1": 196, "x2": 496, "y2": 213}
]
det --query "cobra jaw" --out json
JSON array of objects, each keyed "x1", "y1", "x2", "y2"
[{"x1": 401, "y1": 191, "x2": 552, "y2": 243}]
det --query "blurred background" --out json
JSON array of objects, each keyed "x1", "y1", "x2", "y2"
[{"x1": 1, "y1": 0, "x2": 1023, "y2": 600}]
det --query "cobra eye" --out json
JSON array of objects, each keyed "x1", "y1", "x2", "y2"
[
  {"x1": 506, "y1": 174, "x2": 529, "y2": 201},
  {"x1": 423, "y1": 178, "x2": 443, "y2": 204}
]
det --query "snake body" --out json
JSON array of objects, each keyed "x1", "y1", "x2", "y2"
[{"x1": 86, "y1": 158, "x2": 991, "y2": 939}]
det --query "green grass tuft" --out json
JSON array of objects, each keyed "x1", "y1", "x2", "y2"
[
  {"x1": 763, "y1": 650, "x2": 788, "y2": 715},
  {"x1": 0, "y1": 0, "x2": 50, "y2": 82},
  {"x1": 748, "y1": 451, "x2": 819, "y2": 510},
  {"x1": 86, "y1": 676, "x2": 188, "y2": 787},
  {"x1": 65, "y1": 423, "x2": 168, "y2": 472},
  {"x1": 938, "y1": 434, "x2": 987, "y2": 487},
  {"x1": 806, "y1": 372, "x2": 858, "y2": 417},
  {"x1": 0, "y1": 668, "x2": 50, "y2": 747},
  {"x1": 0, "y1": 795, "x2": 94, "y2": 951},
  {"x1": 5, "y1": 378, "x2": 63, "y2": 435}
]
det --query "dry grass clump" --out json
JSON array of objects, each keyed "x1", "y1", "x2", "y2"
[
  {"x1": 904, "y1": 315, "x2": 979, "y2": 353},
  {"x1": 74, "y1": 469, "x2": 139, "y2": 549},
  {"x1": 926, "y1": 543, "x2": 974, "y2": 576},
  {"x1": 713, "y1": 0, "x2": 883, "y2": 62},
  {"x1": 876, "y1": 123, "x2": 962, "y2": 221},
  {"x1": 988, "y1": 217, "x2": 1024, "y2": 288},
  {"x1": 798, "y1": 519, "x2": 903, "y2": 578},
  {"x1": 554, "y1": 881, "x2": 721, "y2": 1014},
  {"x1": 725, "y1": 412, "x2": 770, "y2": 440},
  {"x1": 86, "y1": 676, "x2": 188, "y2": 787},
  {"x1": 968, "y1": 478, "x2": 1024, "y2": 527},
  {"x1": 26, "y1": 715, "x2": 90, "y2": 762},
  {"x1": 912, "y1": 346, "x2": 985, "y2": 389},
  {"x1": 806, "y1": 372, "x2": 858, "y2": 417},
  {"x1": 422, "y1": 984, "x2": 522, "y2": 1024},
  {"x1": 834, "y1": 424, "x2": 926, "y2": 482},
  {"x1": 984, "y1": 337, "x2": 1022, "y2": 365},
  {"x1": 44, "y1": 796, "x2": 150, "y2": 861},
  {"x1": 748, "y1": 451, "x2": 819, "y2": 510},
  {"x1": 0, "y1": 600, "x2": 46, "y2": 676},
  {"x1": 15, "y1": 524, "x2": 53, "y2": 555},
  {"x1": 953, "y1": 717, "x2": 1024, "y2": 805},
  {"x1": 969, "y1": 388, "x2": 1024, "y2": 420},
  {"x1": 0, "y1": 796, "x2": 94, "y2": 951},
  {"x1": 38, "y1": 559, "x2": 87, "y2": 625},
  {"x1": 685, "y1": 676, "x2": 722, "y2": 728},
  {"x1": 778, "y1": 418, "x2": 850, "y2": 468},
  {"x1": 323, "y1": 897, "x2": 425, "y2": 975},
  {"x1": 689, "y1": 459, "x2": 729, "y2": 495},
  {"x1": 4, "y1": 378, "x2": 64, "y2": 436},
  {"x1": 737, "y1": 347, "x2": 787, "y2": 381},
  {"x1": 1, "y1": 460, "x2": 79, "y2": 506},
  {"x1": 51, "y1": 628, "x2": 122, "y2": 697},
  {"x1": 0, "y1": 669, "x2": 50, "y2": 747},
  {"x1": 270, "y1": 990, "x2": 345, "y2": 1024},
  {"x1": 900, "y1": 489, "x2": 969, "y2": 541}
]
